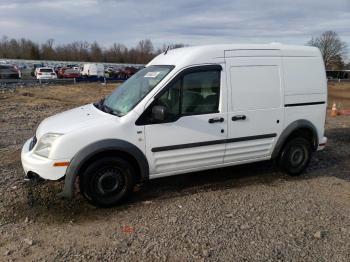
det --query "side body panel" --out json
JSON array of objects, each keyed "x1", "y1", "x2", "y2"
[
  {"x1": 224, "y1": 51, "x2": 284, "y2": 163},
  {"x1": 282, "y1": 56, "x2": 327, "y2": 142}
]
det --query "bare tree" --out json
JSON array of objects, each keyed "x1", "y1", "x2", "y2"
[
  {"x1": 41, "y1": 39, "x2": 55, "y2": 60},
  {"x1": 136, "y1": 39, "x2": 154, "y2": 63},
  {"x1": 106, "y1": 43, "x2": 128, "y2": 63},
  {"x1": 308, "y1": 31, "x2": 348, "y2": 70},
  {"x1": 90, "y1": 41, "x2": 103, "y2": 62}
]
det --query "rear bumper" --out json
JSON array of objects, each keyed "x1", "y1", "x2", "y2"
[
  {"x1": 36, "y1": 75, "x2": 57, "y2": 80},
  {"x1": 63, "y1": 76, "x2": 80, "y2": 78},
  {"x1": 21, "y1": 138, "x2": 69, "y2": 181},
  {"x1": 317, "y1": 136, "x2": 327, "y2": 151}
]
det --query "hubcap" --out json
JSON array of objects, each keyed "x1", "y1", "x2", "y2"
[
  {"x1": 96, "y1": 168, "x2": 123, "y2": 195},
  {"x1": 290, "y1": 146, "x2": 305, "y2": 167}
]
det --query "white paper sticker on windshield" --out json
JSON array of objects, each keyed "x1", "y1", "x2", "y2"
[{"x1": 144, "y1": 71, "x2": 160, "y2": 78}]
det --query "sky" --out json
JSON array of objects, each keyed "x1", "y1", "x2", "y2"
[{"x1": 0, "y1": 0, "x2": 349, "y2": 50}]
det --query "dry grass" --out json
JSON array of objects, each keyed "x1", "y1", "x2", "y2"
[
  {"x1": 328, "y1": 81, "x2": 350, "y2": 109},
  {"x1": 7, "y1": 83, "x2": 117, "y2": 108}
]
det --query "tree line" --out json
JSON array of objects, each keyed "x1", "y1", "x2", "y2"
[
  {"x1": 0, "y1": 31, "x2": 348, "y2": 69},
  {"x1": 0, "y1": 36, "x2": 184, "y2": 64}
]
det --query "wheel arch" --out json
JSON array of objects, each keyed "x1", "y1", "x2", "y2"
[
  {"x1": 271, "y1": 119, "x2": 319, "y2": 159},
  {"x1": 58, "y1": 139, "x2": 149, "y2": 199}
]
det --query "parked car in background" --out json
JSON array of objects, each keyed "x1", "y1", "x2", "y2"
[
  {"x1": 57, "y1": 67, "x2": 67, "y2": 78},
  {"x1": 31, "y1": 63, "x2": 45, "y2": 77},
  {"x1": 54, "y1": 66, "x2": 62, "y2": 75},
  {"x1": 105, "y1": 66, "x2": 120, "y2": 78},
  {"x1": 66, "y1": 64, "x2": 79, "y2": 69},
  {"x1": 35, "y1": 67, "x2": 57, "y2": 80},
  {"x1": 58, "y1": 67, "x2": 81, "y2": 78},
  {"x1": 81, "y1": 63, "x2": 104, "y2": 77},
  {"x1": 105, "y1": 66, "x2": 116, "y2": 74},
  {"x1": 116, "y1": 66, "x2": 139, "y2": 79},
  {"x1": 0, "y1": 64, "x2": 21, "y2": 79}
]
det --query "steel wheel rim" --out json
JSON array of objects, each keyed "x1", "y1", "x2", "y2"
[
  {"x1": 290, "y1": 145, "x2": 306, "y2": 167},
  {"x1": 94, "y1": 167, "x2": 125, "y2": 196}
]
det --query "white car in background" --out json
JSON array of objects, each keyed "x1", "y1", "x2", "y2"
[{"x1": 35, "y1": 67, "x2": 57, "y2": 80}]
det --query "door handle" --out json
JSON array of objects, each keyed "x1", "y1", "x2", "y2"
[
  {"x1": 232, "y1": 115, "x2": 246, "y2": 121},
  {"x1": 208, "y1": 117, "x2": 224, "y2": 123}
]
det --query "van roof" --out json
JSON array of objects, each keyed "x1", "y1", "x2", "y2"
[{"x1": 148, "y1": 43, "x2": 321, "y2": 68}]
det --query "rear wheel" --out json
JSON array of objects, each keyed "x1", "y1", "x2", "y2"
[
  {"x1": 278, "y1": 137, "x2": 313, "y2": 176},
  {"x1": 79, "y1": 157, "x2": 135, "y2": 207}
]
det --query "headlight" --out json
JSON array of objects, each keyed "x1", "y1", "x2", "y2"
[{"x1": 34, "y1": 133, "x2": 62, "y2": 158}]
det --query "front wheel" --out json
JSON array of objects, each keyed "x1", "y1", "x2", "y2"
[
  {"x1": 79, "y1": 157, "x2": 135, "y2": 207},
  {"x1": 278, "y1": 137, "x2": 313, "y2": 176}
]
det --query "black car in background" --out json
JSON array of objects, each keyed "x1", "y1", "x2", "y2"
[{"x1": 0, "y1": 64, "x2": 20, "y2": 79}]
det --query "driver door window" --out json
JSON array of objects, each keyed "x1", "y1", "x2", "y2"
[{"x1": 155, "y1": 69, "x2": 220, "y2": 122}]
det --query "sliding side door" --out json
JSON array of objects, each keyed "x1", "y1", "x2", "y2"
[{"x1": 224, "y1": 51, "x2": 284, "y2": 164}]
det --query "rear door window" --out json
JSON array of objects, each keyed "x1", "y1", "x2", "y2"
[
  {"x1": 0, "y1": 65, "x2": 12, "y2": 69},
  {"x1": 40, "y1": 69, "x2": 54, "y2": 73}
]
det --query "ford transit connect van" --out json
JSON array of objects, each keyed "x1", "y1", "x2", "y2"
[
  {"x1": 81, "y1": 63, "x2": 105, "y2": 78},
  {"x1": 21, "y1": 44, "x2": 327, "y2": 207}
]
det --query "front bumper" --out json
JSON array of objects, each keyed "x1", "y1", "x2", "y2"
[
  {"x1": 21, "y1": 138, "x2": 69, "y2": 181},
  {"x1": 317, "y1": 136, "x2": 327, "y2": 151}
]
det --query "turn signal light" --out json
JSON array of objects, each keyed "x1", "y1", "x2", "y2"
[{"x1": 53, "y1": 162, "x2": 70, "y2": 167}]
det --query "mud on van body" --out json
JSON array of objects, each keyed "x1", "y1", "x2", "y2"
[{"x1": 21, "y1": 44, "x2": 327, "y2": 207}]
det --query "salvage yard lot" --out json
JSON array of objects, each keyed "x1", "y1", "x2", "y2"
[{"x1": 0, "y1": 83, "x2": 350, "y2": 261}]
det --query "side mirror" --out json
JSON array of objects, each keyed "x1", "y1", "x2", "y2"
[{"x1": 152, "y1": 105, "x2": 167, "y2": 122}]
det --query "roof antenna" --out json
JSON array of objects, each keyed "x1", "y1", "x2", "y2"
[{"x1": 164, "y1": 45, "x2": 170, "y2": 55}]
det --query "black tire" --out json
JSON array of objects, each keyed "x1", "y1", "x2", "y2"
[
  {"x1": 79, "y1": 157, "x2": 135, "y2": 207},
  {"x1": 278, "y1": 137, "x2": 313, "y2": 176}
]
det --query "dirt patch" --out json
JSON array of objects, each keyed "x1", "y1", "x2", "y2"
[
  {"x1": 0, "y1": 83, "x2": 349, "y2": 261},
  {"x1": 328, "y1": 82, "x2": 350, "y2": 109}
]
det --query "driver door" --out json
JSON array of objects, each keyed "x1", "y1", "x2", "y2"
[{"x1": 138, "y1": 65, "x2": 228, "y2": 177}]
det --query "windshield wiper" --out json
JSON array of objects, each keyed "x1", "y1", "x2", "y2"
[
  {"x1": 93, "y1": 98, "x2": 105, "y2": 110},
  {"x1": 94, "y1": 98, "x2": 122, "y2": 116}
]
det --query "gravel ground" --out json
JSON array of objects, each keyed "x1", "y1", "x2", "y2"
[{"x1": 0, "y1": 84, "x2": 349, "y2": 261}]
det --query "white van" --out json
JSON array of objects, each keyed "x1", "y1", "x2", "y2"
[
  {"x1": 81, "y1": 63, "x2": 104, "y2": 77},
  {"x1": 21, "y1": 44, "x2": 327, "y2": 207}
]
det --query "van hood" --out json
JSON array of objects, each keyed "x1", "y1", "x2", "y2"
[{"x1": 36, "y1": 104, "x2": 113, "y2": 139}]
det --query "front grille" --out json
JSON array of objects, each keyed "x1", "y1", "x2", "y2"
[{"x1": 29, "y1": 136, "x2": 37, "y2": 151}]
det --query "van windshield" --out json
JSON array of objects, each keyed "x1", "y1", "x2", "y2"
[{"x1": 102, "y1": 65, "x2": 173, "y2": 116}]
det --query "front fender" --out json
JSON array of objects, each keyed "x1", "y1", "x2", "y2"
[{"x1": 57, "y1": 139, "x2": 149, "y2": 199}]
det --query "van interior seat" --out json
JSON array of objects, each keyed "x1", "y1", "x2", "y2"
[
  {"x1": 200, "y1": 94, "x2": 218, "y2": 112},
  {"x1": 182, "y1": 90, "x2": 203, "y2": 113},
  {"x1": 160, "y1": 76, "x2": 220, "y2": 114},
  {"x1": 194, "y1": 77, "x2": 219, "y2": 112},
  {"x1": 182, "y1": 77, "x2": 204, "y2": 113}
]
